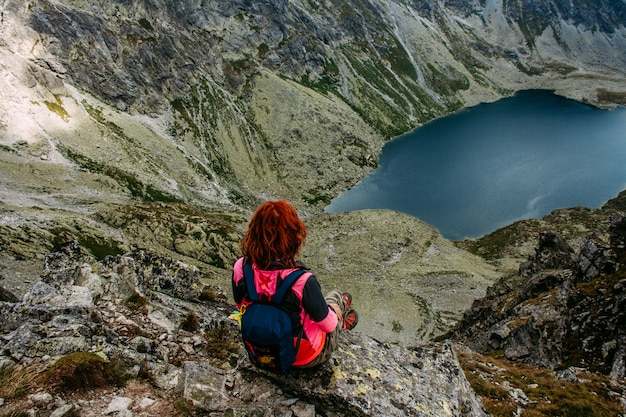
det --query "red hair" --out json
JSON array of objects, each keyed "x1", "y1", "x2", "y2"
[{"x1": 242, "y1": 200, "x2": 307, "y2": 269}]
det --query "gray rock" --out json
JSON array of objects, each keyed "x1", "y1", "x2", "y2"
[
  {"x1": 292, "y1": 401, "x2": 316, "y2": 417},
  {"x1": 105, "y1": 396, "x2": 132, "y2": 414},
  {"x1": 28, "y1": 392, "x2": 54, "y2": 407},
  {"x1": 577, "y1": 234, "x2": 617, "y2": 282},
  {"x1": 519, "y1": 232, "x2": 576, "y2": 277},
  {"x1": 0, "y1": 286, "x2": 19, "y2": 303},
  {"x1": 0, "y1": 243, "x2": 488, "y2": 416},
  {"x1": 180, "y1": 362, "x2": 230, "y2": 410},
  {"x1": 245, "y1": 336, "x2": 487, "y2": 417},
  {"x1": 49, "y1": 403, "x2": 78, "y2": 417},
  {"x1": 444, "y1": 224, "x2": 626, "y2": 377}
]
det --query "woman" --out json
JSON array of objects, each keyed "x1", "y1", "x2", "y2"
[{"x1": 231, "y1": 200, "x2": 358, "y2": 369}]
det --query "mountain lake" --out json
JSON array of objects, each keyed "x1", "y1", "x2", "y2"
[{"x1": 325, "y1": 90, "x2": 626, "y2": 240}]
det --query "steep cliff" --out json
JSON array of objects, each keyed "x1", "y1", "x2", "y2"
[{"x1": 444, "y1": 214, "x2": 626, "y2": 378}]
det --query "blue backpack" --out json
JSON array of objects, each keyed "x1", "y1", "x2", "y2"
[{"x1": 240, "y1": 262, "x2": 306, "y2": 373}]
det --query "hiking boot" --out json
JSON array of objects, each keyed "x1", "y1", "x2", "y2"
[
  {"x1": 341, "y1": 292, "x2": 353, "y2": 311},
  {"x1": 342, "y1": 309, "x2": 359, "y2": 330}
]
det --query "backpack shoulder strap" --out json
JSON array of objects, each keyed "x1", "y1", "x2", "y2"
[
  {"x1": 273, "y1": 269, "x2": 306, "y2": 303},
  {"x1": 242, "y1": 262, "x2": 306, "y2": 303},
  {"x1": 243, "y1": 262, "x2": 259, "y2": 301}
]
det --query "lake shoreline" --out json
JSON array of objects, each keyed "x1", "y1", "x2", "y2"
[{"x1": 326, "y1": 90, "x2": 626, "y2": 240}]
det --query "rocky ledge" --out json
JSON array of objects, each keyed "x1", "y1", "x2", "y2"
[
  {"x1": 443, "y1": 214, "x2": 626, "y2": 378},
  {"x1": 0, "y1": 242, "x2": 487, "y2": 416}
]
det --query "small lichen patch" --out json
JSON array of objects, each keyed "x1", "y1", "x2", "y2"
[
  {"x1": 440, "y1": 401, "x2": 453, "y2": 416},
  {"x1": 365, "y1": 368, "x2": 380, "y2": 379},
  {"x1": 332, "y1": 366, "x2": 347, "y2": 381},
  {"x1": 43, "y1": 97, "x2": 70, "y2": 122},
  {"x1": 354, "y1": 384, "x2": 368, "y2": 395}
]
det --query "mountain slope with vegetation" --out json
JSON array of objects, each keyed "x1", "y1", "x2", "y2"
[
  {"x1": 444, "y1": 200, "x2": 626, "y2": 416},
  {"x1": 1, "y1": 0, "x2": 626, "y2": 415},
  {"x1": 2, "y1": 0, "x2": 625, "y2": 219}
]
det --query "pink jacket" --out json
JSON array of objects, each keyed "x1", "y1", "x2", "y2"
[{"x1": 232, "y1": 257, "x2": 338, "y2": 365}]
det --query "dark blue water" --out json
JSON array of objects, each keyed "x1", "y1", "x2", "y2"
[{"x1": 325, "y1": 90, "x2": 626, "y2": 240}]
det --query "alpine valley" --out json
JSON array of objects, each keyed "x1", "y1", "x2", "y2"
[{"x1": 1, "y1": 1, "x2": 626, "y2": 415}]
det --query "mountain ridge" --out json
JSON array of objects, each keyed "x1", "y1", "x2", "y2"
[
  {"x1": 3, "y1": 0, "x2": 626, "y2": 215},
  {"x1": 1, "y1": 0, "x2": 626, "y2": 414}
]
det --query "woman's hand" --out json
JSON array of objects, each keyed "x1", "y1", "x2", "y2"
[{"x1": 329, "y1": 303, "x2": 342, "y2": 320}]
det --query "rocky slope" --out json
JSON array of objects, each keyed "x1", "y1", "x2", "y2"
[
  {"x1": 444, "y1": 213, "x2": 626, "y2": 378},
  {"x1": 1, "y1": 0, "x2": 626, "y2": 414},
  {"x1": 0, "y1": 242, "x2": 487, "y2": 416},
  {"x1": 302, "y1": 210, "x2": 499, "y2": 345}
]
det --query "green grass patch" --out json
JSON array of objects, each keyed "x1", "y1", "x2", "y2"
[
  {"x1": 181, "y1": 311, "x2": 200, "y2": 333},
  {"x1": 84, "y1": 103, "x2": 131, "y2": 140},
  {"x1": 228, "y1": 58, "x2": 254, "y2": 74},
  {"x1": 382, "y1": 35, "x2": 417, "y2": 81},
  {"x1": 0, "y1": 363, "x2": 45, "y2": 400},
  {"x1": 78, "y1": 235, "x2": 124, "y2": 260},
  {"x1": 543, "y1": 62, "x2": 577, "y2": 75},
  {"x1": 258, "y1": 43, "x2": 269, "y2": 59},
  {"x1": 303, "y1": 186, "x2": 333, "y2": 206},
  {"x1": 204, "y1": 324, "x2": 241, "y2": 363},
  {"x1": 425, "y1": 63, "x2": 470, "y2": 94},
  {"x1": 515, "y1": 61, "x2": 544, "y2": 76},
  {"x1": 458, "y1": 350, "x2": 625, "y2": 417},
  {"x1": 603, "y1": 190, "x2": 626, "y2": 212},
  {"x1": 138, "y1": 18, "x2": 153, "y2": 31},
  {"x1": 44, "y1": 352, "x2": 128, "y2": 391},
  {"x1": 124, "y1": 290, "x2": 149, "y2": 311},
  {"x1": 597, "y1": 88, "x2": 626, "y2": 106},
  {"x1": 199, "y1": 286, "x2": 226, "y2": 302},
  {"x1": 456, "y1": 218, "x2": 542, "y2": 260},
  {"x1": 43, "y1": 96, "x2": 70, "y2": 122},
  {"x1": 59, "y1": 144, "x2": 182, "y2": 203}
]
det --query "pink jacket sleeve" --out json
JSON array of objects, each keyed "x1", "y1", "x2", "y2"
[{"x1": 315, "y1": 307, "x2": 339, "y2": 333}]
